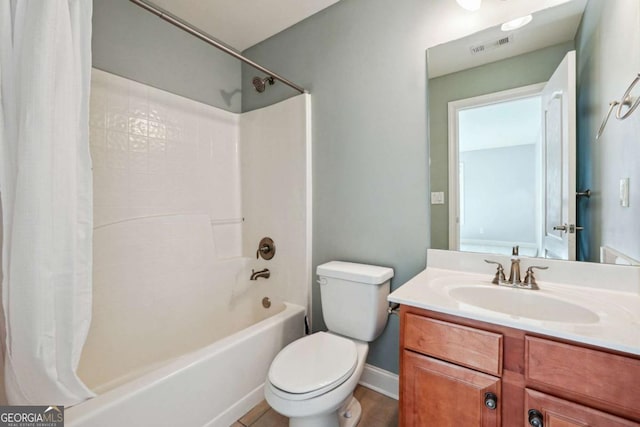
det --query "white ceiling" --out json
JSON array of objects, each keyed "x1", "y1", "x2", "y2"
[
  {"x1": 152, "y1": 0, "x2": 343, "y2": 51},
  {"x1": 146, "y1": 0, "x2": 582, "y2": 59},
  {"x1": 428, "y1": 0, "x2": 587, "y2": 78}
]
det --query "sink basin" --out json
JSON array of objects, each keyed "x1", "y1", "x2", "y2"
[{"x1": 448, "y1": 286, "x2": 600, "y2": 324}]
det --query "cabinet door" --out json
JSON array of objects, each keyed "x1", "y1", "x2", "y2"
[
  {"x1": 402, "y1": 350, "x2": 501, "y2": 426},
  {"x1": 525, "y1": 389, "x2": 640, "y2": 427}
]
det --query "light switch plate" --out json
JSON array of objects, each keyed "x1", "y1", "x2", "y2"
[
  {"x1": 431, "y1": 192, "x2": 445, "y2": 205},
  {"x1": 620, "y1": 178, "x2": 630, "y2": 207}
]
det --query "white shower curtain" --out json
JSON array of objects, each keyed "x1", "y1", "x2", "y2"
[{"x1": 0, "y1": 0, "x2": 95, "y2": 405}]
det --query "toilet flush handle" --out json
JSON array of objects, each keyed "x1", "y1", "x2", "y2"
[
  {"x1": 316, "y1": 277, "x2": 328, "y2": 286},
  {"x1": 388, "y1": 303, "x2": 400, "y2": 316}
]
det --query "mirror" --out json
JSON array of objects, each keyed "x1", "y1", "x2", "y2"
[{"x1": 428, "y1": 0, "x2": 640, "y2": 264}]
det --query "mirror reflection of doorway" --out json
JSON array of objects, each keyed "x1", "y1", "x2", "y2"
[
  {"x1": 448, "y1": 52, "x2": 577, "y2": 260},
  {"x1": 449, "y1": 86, "x2": 543, "y2": 257}
]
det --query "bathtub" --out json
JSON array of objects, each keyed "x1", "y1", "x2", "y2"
[{"x1": 67, "y1": 300, "x2": 305, "y2": 427}]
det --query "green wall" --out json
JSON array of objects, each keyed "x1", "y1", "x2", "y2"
[
  {"x1": 575, "y1": 0, "x2": 640, "y2": 262},
  {"x1": 92, "y1": 0, "x2": 242, "y2": 112},
  {"x1": 428, "y1": 41, "x2": 575, "y2": 250},
  {"x1": 241, "y1": 0, "x2": 436, "y2": 374}
]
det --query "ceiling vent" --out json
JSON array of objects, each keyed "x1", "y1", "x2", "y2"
[{"x1": 469, "y1": 34, "x2": 513, "y2": 55}]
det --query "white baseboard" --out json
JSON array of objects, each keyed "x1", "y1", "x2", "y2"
[{"x1": 358, "y1": 364, "x2": 399, "y2": 400}]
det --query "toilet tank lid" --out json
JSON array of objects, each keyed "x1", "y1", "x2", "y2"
[{"x1": 316, "y1": 261, "x2": 394, "y2": 285}]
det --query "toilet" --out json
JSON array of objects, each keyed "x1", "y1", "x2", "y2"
[{"x1": 264, "y1": 261, "x2": 393, "y2": 427}]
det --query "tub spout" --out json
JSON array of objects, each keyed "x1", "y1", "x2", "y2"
[{"x1": 250, "y1": 268, "x2": 270, "y2": 280}]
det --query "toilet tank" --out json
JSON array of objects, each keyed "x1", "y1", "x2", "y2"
[{"x1": 316, "y1": 261, "x2": 394, "y2": 342}]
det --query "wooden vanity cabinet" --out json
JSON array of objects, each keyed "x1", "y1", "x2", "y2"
[
  {"x1": 398, "y1": 305, "x2": 640, "y2": 427},
  {"x1": 403, "y1": 350, "x2": 501, "y2": 426},
  {"x1": 400, "y1": 308, "x2": 509, "y2": 426}
]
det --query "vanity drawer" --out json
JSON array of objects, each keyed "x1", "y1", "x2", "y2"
[
  {"x1": 525, "y1": 336, "x2": 640, "y2": 421},
  {"x1": 404, "y1": 313, "x2": 503, "y2": 376}
]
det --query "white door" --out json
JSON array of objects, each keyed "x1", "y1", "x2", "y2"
[{"x1": 541, "y1": 51, "x2": 577, "y2": 260}]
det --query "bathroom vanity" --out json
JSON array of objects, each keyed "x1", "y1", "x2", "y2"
[{"x1": 389, "y1": 250, "x2": 640, "y2": 427}]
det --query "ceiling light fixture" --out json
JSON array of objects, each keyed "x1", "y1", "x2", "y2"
[
  {"x1": 456, "y1": 0, "x2": 482, "y2": 12},
  {"x1": 501, "y1": 14, "x2": 533, "y2": 31}
]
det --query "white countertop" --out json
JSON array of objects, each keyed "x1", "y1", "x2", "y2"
[{"x1": 389, "y1": 260, "x2": 640, "y2": 356}]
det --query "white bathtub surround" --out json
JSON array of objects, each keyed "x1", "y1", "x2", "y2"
[
  {"x1": 88, "y1": 73, "x2": 312, "y2": 308},
  {"x1": 81, "y1": 214, "x2": 230, "y2": 392},
  {"x1": 89, "y1": 69, "x2": 242, "y2": 241},
  {"x1": 77, "y1": 71, "x2": 312, "y2": 424},
  {"x1": 240, "y1": 94, "x2": 313, "y2": 310},
  {"x1": 82, "y1": 214, "x2": 290, "y2": 394},
  {"x1": 0, "y1": 0, "x2": 94, "y2": 405},
  {"x1": 86, "y1": 70, "x2": 248, "y2": 392}
]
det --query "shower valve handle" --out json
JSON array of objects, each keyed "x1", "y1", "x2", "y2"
[{"x1": 256, "y1": 237, "x2": 276, "y2": 260}]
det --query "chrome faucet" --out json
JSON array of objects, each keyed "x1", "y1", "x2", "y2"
[
  {"x1": 507, "y1": 246, "x2": 521, "y2": 285},
  {"x1": 250, "y1": 268, "x2": 270, "y2": 281},
  {"x1": 484, "y1": 246, "x2": 548, "y2": 290}
]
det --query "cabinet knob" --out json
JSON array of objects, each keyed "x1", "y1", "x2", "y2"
[
  {"x1": 484, "y1": 392, "x2": 498, "y2": 410},
  {"x1": 528, "y1": 409, "x2": 544, "y2": 427}
]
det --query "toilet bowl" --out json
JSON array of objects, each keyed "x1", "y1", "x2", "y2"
[
  {"x1": 264, "y1": 261, "x2": 394, "y2": 427},
  {"x1": 265, "y1": 332, "x2": 368, "y2": 427}
]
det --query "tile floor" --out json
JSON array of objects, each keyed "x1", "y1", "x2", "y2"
[{"x1": 231, "y1": 385, "x2": 398, "y2": 427}]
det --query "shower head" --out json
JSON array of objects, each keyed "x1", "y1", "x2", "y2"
[{"x1": 252, "y1": 76, "x2": 275, "y2": 93}]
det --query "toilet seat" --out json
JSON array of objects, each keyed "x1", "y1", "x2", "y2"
[{"x1": 268, "y1": 332, "x2": 358, "y2": 401}]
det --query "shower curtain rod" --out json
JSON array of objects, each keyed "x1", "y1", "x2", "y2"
[{"x1": 129, "y1": 0, "x2": 308, "y2": 94}]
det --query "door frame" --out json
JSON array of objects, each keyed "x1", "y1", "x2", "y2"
[{"x1": 447, "y1": 83, "x2": 546, "y2": 251}]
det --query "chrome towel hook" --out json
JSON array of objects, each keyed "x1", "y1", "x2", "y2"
[
  {"x1": 596, "y1": 72, "x2": 640, "y2": 141},
  {"x1": 596, "y1": 100, "x2": 620, "y2": 141},
  {"x1": 616, "y1": 73, "x2": 640, "y2": 120}
]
